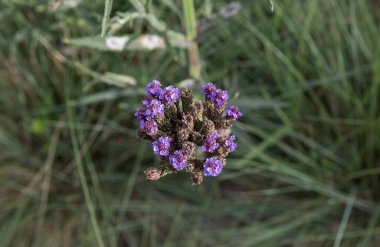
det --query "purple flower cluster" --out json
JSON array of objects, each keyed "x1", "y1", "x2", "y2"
[
  {"x1": 153, "y1": 136, "x2": 171, "y2": 156},
  {"x1": 143, "y1": 99, "x2": 164, "y2": 118},
  {"x1": 213, "y1": 89, "x2": 229, "y2": 106},
  {"x1": 224, "y1": 135, "x2": 237, "y2": 152},
  {"x1": 135, "y1": 80, "x2": 182, "y2": 135},
  {"x1": 202, "y1": 82, "x2": 229, "y2": 106},
  {"x1": 204, "y1": 157, "x2": 223, "y2": 176},
  {"x1": 160, "y1": 85, "x2": 180, "y2": 104},
  {"x1": 169, "y1": 150, "x2": 188, "y2": 170},
  {"x1": 144, "y1": 80, "x2": 162, "y2": 97},
  {"x1": 202, "y1": 82, "x2": 217, "y2": 96},
  {"x1": 201, "y1": 133, "x2": 238, "y2": 176},
  {"x1": 226, "y1": 106, "x2": 242, "y2": 120},
  {"x1": 201, "y1": 131, "x2": 220, "y2": 153},
  {"x1": 139, "y1": 120, "x2": 157, "y2": 134},
  {"x1": 137, "y1": 80, "x2": 243, "y2": 184}
]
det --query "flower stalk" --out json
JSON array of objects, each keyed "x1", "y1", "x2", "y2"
[{"x1": 182, "y1": 0, "x2": 201, "y2": 80}]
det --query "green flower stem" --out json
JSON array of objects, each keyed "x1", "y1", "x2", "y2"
[{"x1": 182, "y1": 0, "x2": 201, "y2": 80}]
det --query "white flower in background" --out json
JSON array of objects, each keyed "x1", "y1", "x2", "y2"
[
  {"x1": 219, "y1": 2, "x2": 242, "y2": 19},
  {"x1": 178, "y1": 79, "x2": 195, "y2": 89},
  {"x1": 64, "y1": 0, "x2": 81, "y2": 8},
  {"x1": 48, "y1": 0, "x2": 81, "y2": 10},
  {"x1": 105, "y1": 36, "x2": 130, "y2": 51},
  {"x1": 140, "y1": 35, "x2": 164, "y2": 50}
]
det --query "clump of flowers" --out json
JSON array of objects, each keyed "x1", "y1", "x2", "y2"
[{"x1": 136, "y1": 80, "x2": 242, "y2": 185}]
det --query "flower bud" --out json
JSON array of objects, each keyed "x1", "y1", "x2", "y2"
[
  {"x1": 164, "y1": 103, "x2": 177, "y2": 120},
  {"x1": 201, "y1": 119, "x2": 215, "y2": 136},
  {"x1": 181, "y1": 88, "x2": 193, "y2": 113},
  {"x1": 144, "y1": 167, "x2": 163, "y2": 180},
  {"x1": 136, "y1": 128, "x2": 154, "y2": 141},
  {"x1": 214, "y1": 118, "x2": 231, "y2": 129},
  {"x1": 215, "y1": 104, "x2": 225, "y2": 115},
  {"x1": 177, "y1": 128, "x2": 190, "y2": 143},
  {"x1": 181, "y1": 114, "x2": 194, "y2": 129},
  {"x1": 190, "y1": 101, "x2": 204, "y2": 120},
  {"x1": 221, "y1": 119, "x2": 231, "y2": 129},
  {"x1": 182, "y1": 141, "x2": 195, "y2": 156},
  {"x1": 202, "y1": 100, "x2": 214, "y2": 119},
  {"x1": 191, "y1": 169, "x2": 204, "y2": 185},
  {"x1": 190, "y1": 132, "x2": 203, "y2": 145},
  {"x1": 190, "y1": 102, "x2": 204, "y2": 131},
  {"x1": 154, "y1": 114, "x2": 171, "y2": 132},
  {"x1": 215, "y1": 146, "x2": 229, "y2": 158},
  {"x1": 185, "y1": 160, "x2": 195, "y2": 172}
]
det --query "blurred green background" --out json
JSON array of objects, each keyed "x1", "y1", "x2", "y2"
[{"x1": 1, "y1": 0, "x2": 380, "y2": 246}]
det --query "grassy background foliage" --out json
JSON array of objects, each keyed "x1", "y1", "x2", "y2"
[{"x1": 0, "y1": 0, "x2": 379, "y2": 246}]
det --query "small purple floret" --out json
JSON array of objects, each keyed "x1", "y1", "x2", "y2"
[
  {"x1": 142, "y1": 94, "x2": 154, "y2": 106},
  {"x1": 169, "y1": 150, "x2": 188, "y2": 170},
  {"x1": 209, "y1": 131, "x2": 219, "y2": 139},
  {"x1": 224, "y1": 135, "x2": 237, "y2": 152},
  {"x1": 160, "y1": 85, "x2": 180, "y2": 104},
  {"x1": 140, "y1": 120, "x2": 158, "y2": 134},
  {"x1": 226, "y1": 105, "x2": 242, "y2": 120},
  {"x1": 145, "y1": 80, "x2": 162, "y2": 97},
  {"x1": 203, "y1": 157, "x2": 223, "y2": 176},
  {"x1": 202, "y1": 82, "x2": 217, "y2": 98},
  {"x1": 143, "y1": 99, "x2": 164, "y2": 118},
  {"x1": 212, "y1": 89, "x2": 229, "y2": 106},
  {"x1": 152, "y1": 136, "x2": 171, "y2": 156},
  {"x1": 201, "y1": 131, "x2": 220, "y2": 153},
  {"x1": 134, "y1": 107, "x2": 146, "y2": 121}
]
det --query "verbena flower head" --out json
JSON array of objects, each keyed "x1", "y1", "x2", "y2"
[
  {"x1": 142, "y1": 95, "x2": 154, "y2": 108},
  {"x1": 140, "y1": 120, "x2": 158, "y2": 134},
  {"x1": 134, "y1": 107, "x2": 146, "y2": 121},
  {"x1": 224, "y1": 135, "x2": 237, "y2": 152},
  {"x1": 169, "y1": 150, "x2": 188, "y2": 170},
  {"x1": 143, "y1": 99, "x2": 164, "y2": 118},
  {"x1": 136, "y1": 81, "x2": 242, "y2": 185},
  {"x1": 160, "y1": 85, "x2": 180, "y2": 104},
  {"x1": 152, "y1": 136, "x2": 171, "y2": 156},
  {"x1": 212, "y1": 89, "x2": 229, "y2": 106},
  {"x1": 202, "y1": 82, "x2": 217, "y2": 98},
  {"x1": 201, "y1": 131, "x2": 220, "y2": 153},
  {"x1": 204, "y1": 157, "x2": 223, "y2": 176},
  {"x1": 226, "y1": 106, "x2": 242, "y2": 120},
  {"x1": 145, "y1": 80, "x2": 162, "y2": 97}
]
